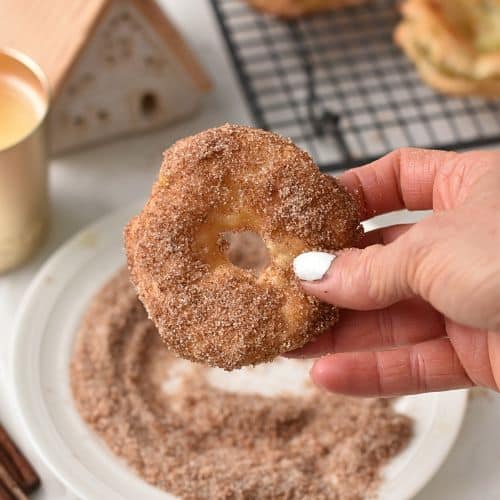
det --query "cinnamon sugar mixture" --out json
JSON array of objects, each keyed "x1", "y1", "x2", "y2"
[{"x1": 71, "y1": 268, "x2": 412, "y2": 500}]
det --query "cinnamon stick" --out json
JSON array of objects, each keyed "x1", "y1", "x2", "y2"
[
  {"x1": 0, "y1": 425, "x2": 39, "y2": 494},
  {"x1": 0, "y1": 479, "x2": 17, "y2": 500},
  {"x1": 0, "y1": 478, "x2": 17, "y2": 500},
  {"x1": 0, "y1": 463, "x2": 27, "y2": 500}
]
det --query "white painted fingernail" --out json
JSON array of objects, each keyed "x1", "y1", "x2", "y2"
[{"x1": 293, "y1": 252, "x2": 336, "y2": 281}]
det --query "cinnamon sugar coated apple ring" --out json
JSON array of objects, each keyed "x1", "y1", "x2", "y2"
[{"x1": 125, "y1": 125, "x2": 362, "y2": 370}]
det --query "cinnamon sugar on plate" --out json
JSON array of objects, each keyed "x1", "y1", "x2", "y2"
[{"x1": 71, "y1": 268, "x2": 412, "y2": 500}]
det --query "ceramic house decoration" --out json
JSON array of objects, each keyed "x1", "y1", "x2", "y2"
[{"x1": 0, "y1": 0, "x2": 212, "y2": 153}]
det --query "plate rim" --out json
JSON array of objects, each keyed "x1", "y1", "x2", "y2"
[{"x1": 10, "y1": 201, "x2": 146, "y2": 499}]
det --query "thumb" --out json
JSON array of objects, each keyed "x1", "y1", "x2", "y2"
[{"x1": 293, "y1": 242, "x2": 415, "y2": 310}]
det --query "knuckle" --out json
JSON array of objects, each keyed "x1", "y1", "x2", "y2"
[
  {"x1": 363, "y1": 237, "x2": 418, "y2": 307},
  {"x1": 409, "y1": 349, "x2": 428, "y2": 393},
  {"x1": 402, "y1": 224, "x2": 441, "y2": 299},
  {"x1": 363, "y1": 245, "x2": 395, "y2": 306},
  {"x1": 377, "y1": 308, "x2": 396, "y2": 347},
  {"x1": 405, "y1": 242, "x2": 433, "y2": 295},
  {"x1": 373, "y1": 352, "x2": 385, "y2": 395}
]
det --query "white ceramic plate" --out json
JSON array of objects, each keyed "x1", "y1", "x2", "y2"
[{"x1": 10, "y1": 202, "x2": 468, "y2": 500}]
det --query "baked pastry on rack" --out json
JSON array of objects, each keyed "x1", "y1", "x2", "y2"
[
  {"x1": 246, "y1": 0, "x2": 368, "y2": 18},
  {"x1": 395, "y1": 0, "x2": 500, "y2": 97}
]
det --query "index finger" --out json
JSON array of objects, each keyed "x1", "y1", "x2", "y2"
[{"x1": 339, "y1": 148, "x2": 456, "y2": 219}]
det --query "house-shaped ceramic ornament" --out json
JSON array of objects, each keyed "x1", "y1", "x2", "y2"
[{"x1": 0, "y1": 0, "x2": 212, "y2": 153}]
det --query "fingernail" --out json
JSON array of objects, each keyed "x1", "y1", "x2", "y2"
[{"x1": 293, "y1": 251, "x2": 336, "y2": 281}]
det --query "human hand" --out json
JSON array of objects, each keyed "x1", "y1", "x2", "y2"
[{"x1": 290, "y1": 148, "x2": 500, "y2": 397}]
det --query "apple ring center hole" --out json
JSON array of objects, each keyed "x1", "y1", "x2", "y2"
[{"x1": 222, "y1": 231, "x2": 269, "y2": 274}]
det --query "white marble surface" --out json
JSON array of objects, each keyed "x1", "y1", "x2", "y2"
[{"x1": 1, "y1": 1, "x2": 499, "y2": 499}]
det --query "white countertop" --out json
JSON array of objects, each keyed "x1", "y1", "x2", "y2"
[{"x1": 1, "y1": 1, "x2": 499, "y2": 499}]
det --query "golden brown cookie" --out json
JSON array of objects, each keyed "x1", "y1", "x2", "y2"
[{"x1": 125, "y1": 124, "x2": 361, "y2": 370}]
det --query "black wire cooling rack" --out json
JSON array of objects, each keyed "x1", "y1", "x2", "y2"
[{"x1": 210, "y1": 0, "x2": 500, "y2": 170}]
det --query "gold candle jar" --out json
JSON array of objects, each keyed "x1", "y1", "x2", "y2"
[{"x1": 0, "y1": 48, "x2": 50, "y2": 273}]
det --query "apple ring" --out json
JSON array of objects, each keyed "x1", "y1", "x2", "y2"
[{"x1": 125, "y1": 124, "x2": 361, "y2": 370}]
